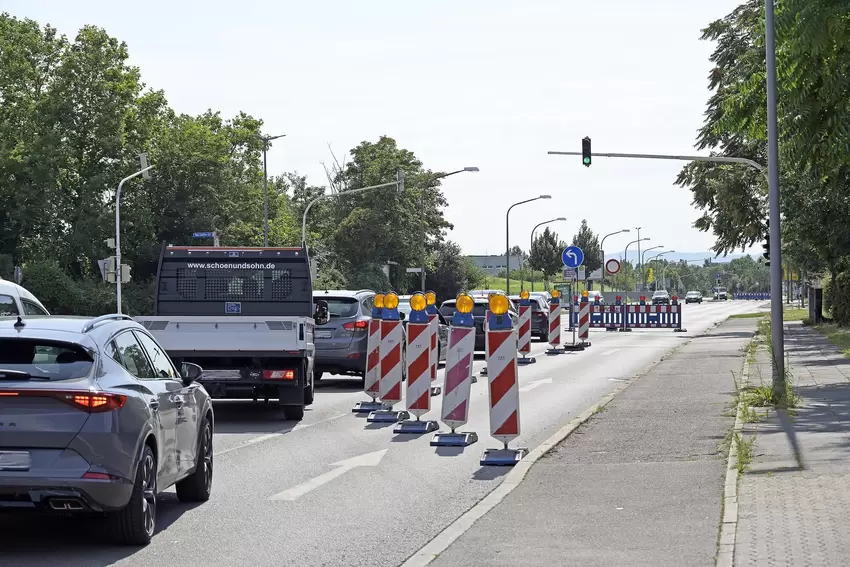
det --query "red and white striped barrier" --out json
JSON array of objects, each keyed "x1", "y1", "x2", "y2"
[
  {"x1": 426, "y1": 294, "x2": 442, "y2": 396},
  {"x1": 353, "y1": 294, "x2": 384, "y2": 413},
  {"x1": 577, "y1": 295, "x2": 591, "y2": 346},
  {"x1": 481, "y1": 295, "x2": 528, "y2": 466},
  {"x1": 395, "y1": 298, "x2": 439, "y2": 433},
  {"x1": 518, "y1": 304, "x2": 532, "y2": 354},
  {"x1": 546, "y1": 293, "x2": 563, "y2": 355},
  {"x1": 367, "y1": 293, "x2": 410, "y2": 423},
  {"x1": 432, "y1": 294, "x2": 479, "y2": 447}
]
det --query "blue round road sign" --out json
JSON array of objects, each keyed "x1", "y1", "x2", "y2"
[{"x1": 562, "y1": 246, "x2": 584, "y2": 268}]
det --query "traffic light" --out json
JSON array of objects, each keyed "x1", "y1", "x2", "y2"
[
  {"x1": 762, "y1": 241, "x2": 770, "y2": 267},
  {"x1": 582, "y1": 136, "x2": 591, "y2": 167}
]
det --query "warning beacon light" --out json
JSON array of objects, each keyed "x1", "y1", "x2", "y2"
[
  {"x1": 374, "y1": 293, "x2": 385, "y2": 309},
  {"x1": 425, "y1": 291, "x2": 437, "y2": 306},
  {"x1": 520, "y1": 290, "x2": 530, "y2": 300},
  {"x1": 581, "y1": 290, "x2": 589, "y2": 298},
  {"x1": 384, "y1": 292, "x2": 399, "y2": 310},
  {"x1": 456, "y1": 293, "x2": 474, "y2": 314},
  {"x1": 551, "y1": 289, "x2": 561, "y2": 299},
  {"x1": 488, "y1": 293, "x2": 510, "y2": 316},
  {"x1": 410, "y1": 292, "x2": 427, "y2": 312}
]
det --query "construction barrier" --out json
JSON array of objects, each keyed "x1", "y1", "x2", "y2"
[
  {"x1": 425, "y1": 291, "x2": 441, "y2": 396},
  {"x1": 481, "y1": 294, "x2": 527, "y2": 466},
  {"x1": 734, "y1": 292, "x2": 769, "y2": 300},
  {"x1": 367, "y1": 292, "x2": 410, "y2": 423},
  {"x1": 517, "y1": 290, "x2": 535, "y2": 364},
  {"x1": 546, "y1": 290, "x2": 563, "y2": 355},
  {"x1": 352, "y1": 293, "x2": 384, "y2": 413},
  {"x1": 432, "y1": 293, "x2": 478, "y2": 447},
  {"x1": 564, "y1": 296, "x2": 688, "y2": 333},
  {"x1": 577, "y1": 292, "x2": 591, "y2": 346},
  {"x1": 396, "y1": 293, "x2": 438, "y2": 433}
]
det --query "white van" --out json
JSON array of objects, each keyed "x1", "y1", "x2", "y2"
[
  {"x1": 715, "y1": 286, "x2": 728, "y2": 301},
  {"x1": 0, "y1": 278, "x2": 50, "y2": 316}
]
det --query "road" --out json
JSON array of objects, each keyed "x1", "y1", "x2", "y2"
[{"x1": 0, "y1": 300, "x2": 765, "y2": 567}]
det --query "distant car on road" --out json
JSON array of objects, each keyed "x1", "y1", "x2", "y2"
[
  {"x1": 685, "y1": 291, "x2": 703, "y2": 304},
  {"x1": 0, "y1": 278, "x2": 50, "y2": 317},
  {"x1": 440, "y1": 296, "x2": 519, "y2": 351},
  {"x1": 715, "y1": 287, "x2": 728, "y2": 300},
  {"x1": 509, "y1": 295, "x2": 549, "y2": 340},
  {"x1": 312, "y1": 289, "x2": 376, "y2": 383},
  {"x1": 584, "y1": 290, "x2": 605, "y2": 305},
  {"x1": 651, "y1": 290, "x2": 671, "y2": 305},
  {"x1": 0, "y1": 314, "x2": 213, "y2": 546}
]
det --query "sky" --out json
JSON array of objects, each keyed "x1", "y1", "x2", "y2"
[{"x1": 5, "y1": 0, "x2": 754, "y2": 258}]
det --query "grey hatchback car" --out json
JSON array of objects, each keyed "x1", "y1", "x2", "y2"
[
  {"x1": 0, "y1": 314, "x2": 213, "y2": 546},
  {"x1": 312, "y1": 289, "x2": 376, "y2": 382}
]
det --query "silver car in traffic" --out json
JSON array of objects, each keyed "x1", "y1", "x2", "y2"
[{"x1": 0, "y1": 314, "x2": 213, "y2": 546}]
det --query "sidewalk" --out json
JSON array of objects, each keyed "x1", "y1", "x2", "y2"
[
  {"x1": 734, "y1": 322, "x2": 850, "y2": 566},
  {"x1": 428, "y1": 318, "x2": 758, "y2": 567}
]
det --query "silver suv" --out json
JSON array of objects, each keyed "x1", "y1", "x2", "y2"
[
  {"x1": 312, "y1": 289, "x2": 376, "y2": 383},
  {"x1": 0, "y1": 314, "x2": 213, "y2": 546}
]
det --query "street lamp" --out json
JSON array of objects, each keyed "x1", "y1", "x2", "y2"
[
  {"x1": 529, "y1": 217, "x2": 566, "y2": 292},
  {"x1": 419, "y1": 167, "x2": 479, "y2": 291},
  {"x1": 654, "y1": 250, "x2": 676, "y2": 291},
  {"x1": 641, "y1": 245, "x2": 664, "y2": 291},
  {"x1": 258, "y1": 133, "x2": 286, "y2": 247},
  {"x1": 506, "y1": 196, "x2": 551, "y2": 295},
  {"x1": 115, "y1": 155, "x2": 154, "y2": 314},
  {"x1": 623, "y1": 237, "x2": 650, "y2": 294},
  {"x1": 599, "y1": 228, "x2": 630, "y2": 293}
]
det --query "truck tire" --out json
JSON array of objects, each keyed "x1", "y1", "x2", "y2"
[
  {"x1": 304, "y1": 361, "x2": 314, "y2": 406},
  {"x1": 284, "y1": 405, "x2": 305, "y2": 421}
]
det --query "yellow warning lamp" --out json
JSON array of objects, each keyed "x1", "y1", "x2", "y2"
[
  {"x1": 581, "y1": 290, "x2": 589, "y2": 297},
  {"x1": 374, "y1": 293, "x2": 385, "y2": 309},
  {"x1": 410, "y1": 292, "x2": 427, "y2": 312},
  {"x1": 489, "y1": 293, "x2": 510, "y2": 316},
  {"x1": 455, "y1": 293, "x2": 474, "y2": 314},
  {"x1": 425, "y1": 291, "x2": 437, "y2": 306},
  {"x1": 384, "y1": 292, "x2": 399, "y2": 310},
  {"x1": 552, "y1": 289, "x2": 561, "y2": 299},
  {"x1": 520, "y1": 290, "x2": 530, "y2": 300}
]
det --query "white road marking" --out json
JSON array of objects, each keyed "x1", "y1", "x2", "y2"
[
  {"x1": 269, "y1": 449, "x2": 387, "y2": 501},
  {"x1": 601, "y1": 349, "x2": 621, "y2": 356},
  {"x1": 518, "y1": 378, "x2": 553, "y2": 392},
  {"x1": 214, "y1": 413, "x2": 348, "y2": 457}
]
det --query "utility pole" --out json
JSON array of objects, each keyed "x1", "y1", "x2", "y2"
[
  {"x1": 635, "y1": 227, "x2": 642, "y2": 292},
  {"x1": 259, "y1": 133, "x2": 286, "y2": 247}
]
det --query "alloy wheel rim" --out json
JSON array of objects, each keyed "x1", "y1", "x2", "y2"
[
  {"x1": 141, "y1": 453, "x2": 156, "y2": 536},
  {"x1": 202, "y1": 424, "x2": 213, "y2": 491}
]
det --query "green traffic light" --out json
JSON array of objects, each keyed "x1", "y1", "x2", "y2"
[{"x1": 583, "y1": 157, "x2": 591, "y2": 165}]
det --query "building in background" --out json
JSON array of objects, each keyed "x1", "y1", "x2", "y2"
[{"x1": 466, "y1": 255, "x2": 523, "y2": 276}]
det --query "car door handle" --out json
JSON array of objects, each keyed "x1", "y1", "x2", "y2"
[
  {"x1": 175, "y1": 398, "x2": 184, "y2": 408},
  {"x1": 149, "y1": 400, "x2": 160, "y2": 411}
]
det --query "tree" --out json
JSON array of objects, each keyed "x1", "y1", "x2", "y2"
[
  {"x1": 570, "y1": 220, "x2": 602, "y2": 273},
  {"x1": 529, "y1": 228, "x2": 565, "y2": 284},
  {"x1": 425, "y1": 241, "x2": 484, "y2": 301}
]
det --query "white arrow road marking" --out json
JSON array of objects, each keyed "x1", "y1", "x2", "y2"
[
  {"x1": 601, "y1": 349, "x2": 621, "y2": 356},
  {"x1": 269, "y1": 449, "x2": 388, "y2": 501},
  {"x1": 519, "y1": 378, "x2": 553, "y2": 392}
]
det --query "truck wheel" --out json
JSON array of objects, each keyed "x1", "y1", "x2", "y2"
[
  {"x1": 304, "y1": 362, "x2": 315, "y2": 406},
  {"x1": 284, "y1": 405, "x2": 305, "y2": 421}
]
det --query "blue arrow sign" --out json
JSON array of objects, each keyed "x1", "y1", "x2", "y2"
[
  {"x1": 193, "y1": 231, "x2": 215, "y2": 238},
  {"x1": 562, "y1": 246, "x2": 584, "y2": 268}
]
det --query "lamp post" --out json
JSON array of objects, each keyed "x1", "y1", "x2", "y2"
[
  {"x1": 641, "y1": 246, "x2": 664, "y2": 289},
  {"x1": 623, "y1": 237, "x2": 650, "y2": 295},
  {"x1": 599, "y1": 228, "x2": 630, "y2": 293},
  {"x1": 529, "y1": 217, "x2": 566, "y2": 292},
  {"x1": 634, "y1": 226, "x2": 643, "y2": 290},
  {"x1": 506, "y1": 196, "x2": 551, "y2": 295},
  {"x1": 420, "y1": 167, "x2": 478, "y2": 291},
  {"x1": 656, "y1": 250, "x2": 676, "y2": 291},
  {"x1": 115, "y1": 155, "x2": 154, "y2": 314},
  {"x1": 258, "y1": 133, "x2": 286, "y2": 247}
]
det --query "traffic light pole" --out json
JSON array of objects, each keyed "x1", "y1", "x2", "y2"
[{"x1": 548, "y1": 148, "x2": 786, "y2": 390}]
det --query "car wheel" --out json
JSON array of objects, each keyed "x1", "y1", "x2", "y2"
[
  {"x1": 303, "y1": 361, "x2": 315, "y2": 406},
  {"x1": 176, "y1": 417, "x2": 213, "y2": 503},
  {"x1": 111, "y1": 444, "x2": 157, "y2": 546},
  {"x1": 284, "y1": 405, "x2": 305, "y2": 421}
]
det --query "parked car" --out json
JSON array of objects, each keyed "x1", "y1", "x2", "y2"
[
  {"x1": 312, "y1": 289, "x2": 376, "y2": 383},
  {"x1": 715, "y1": 286, "x2": 728, "y2": 300},
  {"x1": 0, "y1": 278, "x2": 50, "y2": 317},
  {"x1": 685, "y1": 291, "x2": 703, "y2": 304},
  {"x1": 0, "y1": 314, "x2": 213, "y2": 545},
  {"x1": 509, "y1": 295, "x2": 550, "y2": 340},
  {"x1": 397, "y1": 295, "x2": 448, "y2": 363},
  {"x1": 585, "y1": 290, "x2": 605, "y2": 305},
  {"x1": 651, "y1": 290, "x2": 671, "y2": 305},
  {"x1": 439, "y1": 296, "x2": 519, "y2": 351}
]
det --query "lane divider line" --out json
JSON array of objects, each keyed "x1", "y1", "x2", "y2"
[{"x1": 213, "y1": 413, "x2": 348, "y2": 457}]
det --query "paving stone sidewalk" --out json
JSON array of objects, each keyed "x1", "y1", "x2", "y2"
[
  {"x1": 428, "y1": 318, "x2": 758, "y2": 567},
  {"x1": 735, "y1": 322, "x2": 850, "y2": 566}
]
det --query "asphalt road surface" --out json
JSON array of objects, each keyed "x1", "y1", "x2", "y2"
[{"x1": 0, "y1": 300, "x2": 765, "y2": 567}]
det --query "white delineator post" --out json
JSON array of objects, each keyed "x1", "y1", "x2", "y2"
[
  {"x1": 431, "y1": 294, "x2": 479, "y2": 447},
  {"x1": 395, "y1": 296, "x2": 439, "y2": 434},
  {"x1": 367, "y1": 293, "x2": 409, "y2": 423},
  {"x1": 353, "y1": 300, "x2": 384, "y2": 413},
  {"x1": 481, "y1": 296, "x2": 528, "y2": 466}
]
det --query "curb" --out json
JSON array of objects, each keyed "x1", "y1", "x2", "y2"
[
  {"x1": 400, "y1": 324, "x2": 719, "y2": 567},
  {"x1": 716, "y1": 345, "x2": 752, "y2": 567}
]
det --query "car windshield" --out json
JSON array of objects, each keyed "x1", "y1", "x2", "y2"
[
  {"x1": 653, "y1": 291, "x2": 668, "y2": 296},
  {"x1": 0, "y1": 338, "x2": 93, "y2": 381},
  {"x1": 0, "y1": 295, "x2": 19, "y2": 316},
  {"x1": 313, "y1": 297, "x2": 359, "y2": 318},
  {"x1": 687, "y1": 292, "x2": 700, "y2": 296}
]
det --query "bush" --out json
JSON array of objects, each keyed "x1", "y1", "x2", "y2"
[{"x1": 830, "y1": 271, "x2": 850, "y2": 327}]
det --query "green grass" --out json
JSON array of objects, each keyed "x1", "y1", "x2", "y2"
[
  {"x1": 814, "y1": 323, "x2": 850, "y2": 357},
  {"x1": 784, "y1": 308, "x2": 808, "y2": 321},
  {"x1": 735, "y1": 433, "x2": 756, "y2": 473},
  {"x1": 478, "y1": 278, "x2": 594, "y2": 295},
  {"x1": 729, "y1": 312, "x2": 768, "y2": 319}
]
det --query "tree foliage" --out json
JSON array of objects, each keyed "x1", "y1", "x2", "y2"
[
  {"x1": 529, "y1": 228, "x2": 565, "y2": 282},
  {"x1": 570, "y1": 219, "x2": 602, "y2": 273}
]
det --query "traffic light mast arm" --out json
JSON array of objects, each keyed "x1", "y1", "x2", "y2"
[{"x1": 548, "y1": 150, "x2": 766, "y2": 175}]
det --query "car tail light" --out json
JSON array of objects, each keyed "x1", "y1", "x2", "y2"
[
  {"x1": 342, "y1": 320, "x2": 369, "y2": 331},
  {"x1": 82, "y1": 471, "x2": 122, "y2": 481},
  {"x1": 263, "y1": 370, "x2": 295, "y2": 380},
  {"x1": 0, "y1": 390, "x2": 127, "y2": 413}
]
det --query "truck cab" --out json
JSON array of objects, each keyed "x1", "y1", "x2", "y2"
[
  {"x1": 135, "y1": 244, "x2": 321, "y2": 420},
  {"x1": 715, "y1": 287, "x2": 728, "y2": 301}
]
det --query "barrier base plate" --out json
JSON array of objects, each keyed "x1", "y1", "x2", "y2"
[
  {"x1": 619, "y1": 328, "x2": 633, "y2": 333},
  {"x1": 480, "y1": 447, "x2": 528, "y2": 466},
  {"x1": 605, "y1": 327, "x2": 619, "y2": 332},
  {"x1": 580, "y1": 340, "x2": 592, "y2": 348},
  {"x1": 394, "y1": 419, "x2": 439, "y2": 434},
  {"x1": 562, "y1": 344, "x2": 585, "y2": 352},
  {"x1": 430, "y1": 386, "x2": 442, "y2": 396},
  {"x1": 352, "y1": 400, "x2": 383, "y2": 413},
  {"x1": 517, "y1": 356, "x2": 537, "y2": 365},
  {"x1": 546, "y1": 348, "x2": 563, "y2": 355},
  {"x1": 367, "y1": 409, "x2": 410, "y2": 423},
  {"x1": 674, "y1": 328, "x2": 688, "y2": 333},
  {"x1": 431, "y1": 431, "x2": 478, "y2": 447}
]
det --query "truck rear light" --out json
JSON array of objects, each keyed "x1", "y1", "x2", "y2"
[
  {"x1": 342, "y1": 320, "x2": 369, "y2": 331},
  {"x1": 263, "y1": 370, "x2": 295, "y2": 380}
]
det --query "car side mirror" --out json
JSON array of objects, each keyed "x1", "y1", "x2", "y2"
[
  {"x1": 181, "y1": 362, "x2": 203, "y2": 385},
  {"x1": 314, "y1": 300, "x2": 330, "y2": 325}
]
